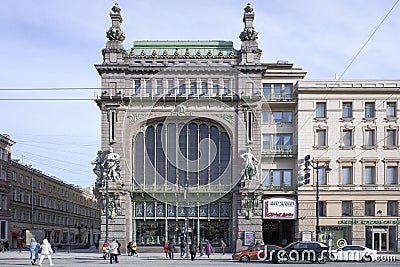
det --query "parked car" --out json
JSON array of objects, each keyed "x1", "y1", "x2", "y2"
[
  {"x1": 272, "y1": 241, "x2": 330, "y2": 264},
  {"x1": 232, "y1": 244, "x2": 282, "y2": 262},
  {"x1": 330, "y1": 245, "x2": 377, "y2": 262}
]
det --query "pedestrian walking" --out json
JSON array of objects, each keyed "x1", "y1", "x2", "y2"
[
  {"x1": 189, "y1": 242, "x2": 197, "y2": 261},
  {"x1": 109, "y1": 239, "x2": 119, "y2": 264},
  {"x1": 221, "y1": 239, "x2": 226, "y2": 255},
  {"x1": 163, "y1": 241, "x2": 170, "y2": 258},
  {"x1": 131, "y1": 241, "x2": 138, "y2": 256},
  {"x1": 38, "y1": 239, "x2": 54, "y2": 266},
  {"x1": 199, "y1": 241, "x2": 204, "y2": 256},
  {"x1": 180, "y1": 239, "x2": 185, "y2": 258},
  {"x1": 116, "y1": 240, "x2": 121, "y2": 255},
  {"x1": 205, "y1": 240, "x2": 213, "y2": 258},
  {"x1": 102, "y1": 241, "x2": 109, "y2": 260},
  {"x1": 3, "y1": 241, "x2": 9, "y2": 251},
  {"x1": 30, "y1": 238, "x2": 40, "y2": 265},
  {"x1": 127, "y1": 241, "x2": 132, "y2": 256},
  {"x1": 167, "y1": 240, "x2": 175, "y2": 259}
]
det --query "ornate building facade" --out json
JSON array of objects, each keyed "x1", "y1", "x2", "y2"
[{"x1": 94, "y1": 3, "x2": 400, "y2": 252}]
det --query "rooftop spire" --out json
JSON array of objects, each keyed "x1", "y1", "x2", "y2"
[
  {"x1": 238, "y1": 3, "x2": 261, "y2": 64},
  {"x1": 102, "y1": 3, "x2": 126, "y2": 63},
  {"x1": 106, "y1": 3, "x2": 125, "y2": 43}
]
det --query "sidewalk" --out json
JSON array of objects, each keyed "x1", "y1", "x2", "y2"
[{"x1": 0, "y1": 248, "x2": 233, "y2": 261}]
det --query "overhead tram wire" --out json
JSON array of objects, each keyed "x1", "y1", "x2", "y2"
[{"x1": 292, "y1": 0, "x2": 400, "y2": 144}]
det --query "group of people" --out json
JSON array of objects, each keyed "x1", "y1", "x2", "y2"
[
  {"x1": 29, "y1": 238, "x2": 54, "y2": 266},
  {"x1": 163, "y1": 240, "x2": 216, "y2": 261},
  {"x1": 102, "y1": 239, "x2": 124, "y2": 264}
]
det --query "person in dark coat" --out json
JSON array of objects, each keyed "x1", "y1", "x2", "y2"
[
  {"x1": 167, "y1": 241, "x2": 175, "y2": 259},
  {"x1": 189, "y1": 242, "x2": 197, "y2": 261},
  {"x1": 127, "y1": 241, "x2": 133, "y2": 256},
  {"x1": 180, "y1": 239, "x2": 185, "y2": 258},
  {"x1": 116, "y1": 240, "x2": 121, "y2": 255}
]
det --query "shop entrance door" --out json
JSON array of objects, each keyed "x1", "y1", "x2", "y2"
[{"x1": 372, "y1": 228, "x2": 389, "y2": 251}]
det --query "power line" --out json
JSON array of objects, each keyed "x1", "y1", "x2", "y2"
[{"x1": 0, "y1": 98, "x2": 95, "y2": 101}]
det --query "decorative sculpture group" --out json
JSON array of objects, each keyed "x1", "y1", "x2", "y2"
[
  {"x1": 91, "y1": 147, "x2": 122, "y2": 219},
  {"x1": 91, "y1": 147, "x2": 121, "y2": 183}
]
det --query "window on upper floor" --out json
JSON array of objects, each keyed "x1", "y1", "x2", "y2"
[
  {"x1": 317, "y1": 166, "x2": 328, "y2": 185},
  {"x1": 316, "y1": 102, "x2": 326, "y2": 118},
  {"x1": 262, "y1": 111, "x2": 293, "y2": 124},
  {"x1": 212, "y1": 80, "x2": 219, "y2": 95},
  {"x1": 156, "y1": 79, "x2": 163, "y2": 95},
  {"x1": 342, "y1": 201, "x2": 353, "y2": 216},
  {"x1": 365, "y1": 201, "x2": 375, "y2": 216},
  {"x1": 201, "y1": 81, "x2": 207, "y2": 95},
  {"x1": 385, "y1": 128, "x2": 398, "y2": 148},
  {"x1": 20, "y1": 174, "x2": 23, "y2": 184},
  {"x1": 341, "y1": 166, "x2": 353, "y2": 185},
  {"x1": 223, "y1": 79, "x2": 230, "y2": 95},
  {"x1": 363, "y1": 128, "x2": 376, "y2": 148},
  {"x1": 386, "y1": 102, "x2": 397, "y2": 118},
  {"x1": 341, "y1": 128, "x2": 354, "y2": 148},
  {"x1": 387, "y1": 201, "x2": 398, "y2": 216},
  {"x1": 134, "y1": 79, "x2": 141, "y2": 95},
  {"x1": 262, "y1": 169, "x2": 292, "y2": 188},
  {"x1": 146, "y1": 80, "x2": 152, "y2": 94},
  {"x1": 314, "y1": 128, "x2": 327, "y2": 147},
  {"x1": 342, "y1": 102, "x2": 353, "y2": 119},
  {"x1": 262, "y1": 83, "x2": 293, "y2": 100},
  {"x1": 364, "y1": 166, "x2": 376, "y2": 185},
  {"x1": 262, "y1": 134, "x2": 293, "y2": 151},
  {"x1": 365, "y1": 102, "x2": 375, "y2": 118},
  {"x1": 318, "y1": 201, "x2": 327, "y2": 217},
  {"x1": 386, "y1": 166, "x2": 398, "y2": 185}
]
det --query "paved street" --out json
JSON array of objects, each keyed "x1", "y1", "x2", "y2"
[{"x1": 0, "y1": 248, "x2": 399, "y2": 267}]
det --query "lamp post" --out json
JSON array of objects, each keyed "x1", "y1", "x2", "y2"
[
  {"x1": 183, "y1": 184, "x2": 190, "y2": 258},
  {"x1": 304, "y1": 155, "x2": 331, "y2": 241}
]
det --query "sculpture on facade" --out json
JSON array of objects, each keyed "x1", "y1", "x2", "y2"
[
  {"x1": 91, "y1": 147, "x2": 121, "y2": 182},
  {"x1": 91, "y1": 150, "x2": 103, "y2": 183},
  {"x1": 104, "y1": 147, "x2": 121, "y2": 181},
  {"x1": 240, "y1": 147, "x2": 259, "y2": 182}
]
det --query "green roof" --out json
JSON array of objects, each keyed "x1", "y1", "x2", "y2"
[{"x1": 130, "y1": 40, "x2": 237, "y2": 58}]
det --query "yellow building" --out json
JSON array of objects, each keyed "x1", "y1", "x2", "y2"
[{"x1": 10, "y1": 159, "x2": 101, "y2": 249}]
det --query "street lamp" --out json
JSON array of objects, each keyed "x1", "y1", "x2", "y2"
[{"x1": 304, "y1": 155, "x2": 331, "y2": 241}]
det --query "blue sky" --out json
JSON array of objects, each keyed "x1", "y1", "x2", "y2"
[{"x1": 1, "y1": 0, "x2": 399, "y2": 187}]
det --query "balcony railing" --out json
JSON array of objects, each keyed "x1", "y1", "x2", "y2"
[
  {"x1": 262, "y1": 145, "x2": 297, "y2": 157},
  {"x1": 263, "y1": 93, "x2": 297, "y2": 101},
  {"x1": 262, "y1": 184, "x2": 296, "y2": 192}
]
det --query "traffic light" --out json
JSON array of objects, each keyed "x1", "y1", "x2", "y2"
[{"x1": 304, "y1": 154, "x2": 311, "y2": 184}]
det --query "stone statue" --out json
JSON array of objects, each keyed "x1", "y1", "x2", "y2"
[
  {"x1": 91, "y1": 150, "x2": 103, "y2": 183},
  {"x1": 240, "y1": 147, "x2": 259, "y2": 182},
  {"x1": 104, "y1": 147, "x2": 121, "y2": 181},
  {"x1": 108, "y1": 195, "x2": 117, "y2": 219}
]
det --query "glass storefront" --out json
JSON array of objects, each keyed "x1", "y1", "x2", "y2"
[
  {"x1": 366, "y1": 226, "x2": 397, "y2": 252},
  {"x1": 135, "y1": 219, "x2": 230, "y2": 247},
  {"x1": 319, "y1": 226, "x2": 352, "y2": 249}
]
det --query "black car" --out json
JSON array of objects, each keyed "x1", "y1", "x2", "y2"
[{"x1": 272, "y1": 241, "x2": 330, "y2": 264}]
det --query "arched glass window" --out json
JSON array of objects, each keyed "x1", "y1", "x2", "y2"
[
  {"x1": 134, "y1": 120, "x2": 231, "y2": 188},
  {"x1": 134, "y1": 132, "x2": 144, "y2": 185}
]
